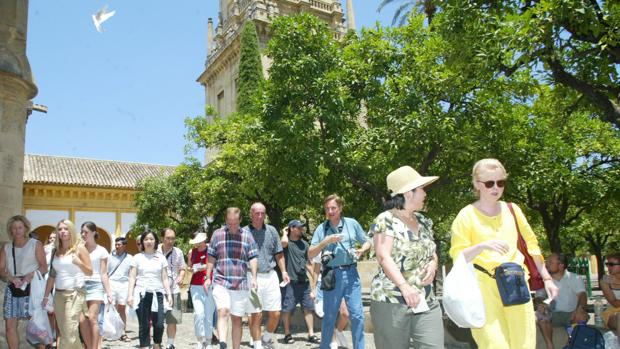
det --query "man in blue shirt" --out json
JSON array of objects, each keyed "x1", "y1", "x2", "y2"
[{"x1": 309, "y1": 194, "x2": 371, "y2": 349}]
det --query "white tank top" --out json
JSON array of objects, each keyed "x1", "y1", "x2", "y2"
[
  {"x1": 3, "y1": 238, "x2": 39, "y2": 277},
  {"x1": 53, "y1": 253, "x2": 85, "y2": 290}
]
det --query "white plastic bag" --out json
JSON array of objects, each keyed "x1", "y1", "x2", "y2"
[
  {"x1": 604, "y1": 331, "x2": 620, "y2": 349},
  {"x1": 28, "y1": 270, "x2": 46, "y2": 311},
  {"x1": 443, "y1": 253, "x2": 486, "y2": 328},
  {"x1": 25, "y1": 270, "x2": 54, "y2": 344},
  {"x1": 101, "y1": 304, "x2": 124, "y2": 340}
]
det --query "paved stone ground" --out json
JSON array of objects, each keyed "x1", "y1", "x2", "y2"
[{"x1": 102, "y1": 316, "x2": 376, "y2": 349}]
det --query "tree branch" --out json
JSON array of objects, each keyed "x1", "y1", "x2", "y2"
[{"x1": 546, "y1": 57, "x2": 620, "y2": 127}]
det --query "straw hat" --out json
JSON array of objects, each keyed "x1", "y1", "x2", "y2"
[
  {"x1": 387, "y1": 166, "x2": 439, "y2": 197},
  {"x1": 189, "y1": 232, "x2": 207, "y2": 244}
]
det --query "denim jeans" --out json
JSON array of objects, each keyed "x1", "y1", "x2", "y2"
[
  {"x1": 320, "y1": 266, "x2": 364, "y2": 349},
  {"x1": 136, "y1": 291, "x2": 165, "y2": 347},
  {"x1": 190, "y1": 285, "x2": 216, "y2": 341}
]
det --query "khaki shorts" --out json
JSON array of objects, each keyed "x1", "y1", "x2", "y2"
[{"x1": 165, "y1": 293, "x2": 183, "y2": 324}]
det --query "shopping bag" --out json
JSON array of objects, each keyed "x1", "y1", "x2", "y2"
[
  {"x1": 443, "y1": 253, "x2": 486, "y2": 328},
  {"x1": 28, "y1": 270, "x2": 46, "y2": 311},
  {"x1": 101, "y1": 304, "x2": 124, "y2": 340},
  {"x1": 26, "y1": 306, "x2": 53, "y2": 345}
]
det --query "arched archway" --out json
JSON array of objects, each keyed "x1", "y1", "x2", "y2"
[
  {"x1": 125, "y1": 233, "x2": 139, "y2": 255},
  {"x1": 32, "y1": 225, "x2": 56, "y2": 245},
  {"x1": 96, "y1": 228, "x2": 112, "y2": 253}
]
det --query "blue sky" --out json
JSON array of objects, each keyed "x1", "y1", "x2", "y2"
[{"x1": 26, "y1": 1, "x2": 394, "y2": 166}]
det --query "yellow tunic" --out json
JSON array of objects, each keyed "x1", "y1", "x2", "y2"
[{"x1": 450, "y1": 201, "x2": 541, "y2": 349}]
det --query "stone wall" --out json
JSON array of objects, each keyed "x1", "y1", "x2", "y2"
[{"x1": 1, "y1": 0, "x2": 38, "y2": 346}]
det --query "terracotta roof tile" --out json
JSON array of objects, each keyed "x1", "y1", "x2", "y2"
[{"x1": 24, "y1": 154, "x2": 176, "y2": 189}]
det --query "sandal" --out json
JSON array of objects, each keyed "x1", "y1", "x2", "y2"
[
  {"x1": 119, "y1": 334, "x2": 130, "y2": 342},
  {"x1": 283, "y1": 334, "x2": 295, "y2": 344},
  {"x1": 308, "y1": 335, "x2": 320, "y2": 344}
]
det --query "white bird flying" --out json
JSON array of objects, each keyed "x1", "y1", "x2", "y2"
[{"x1": 92, "y1": 5, "x2": 115, "y2": 33}]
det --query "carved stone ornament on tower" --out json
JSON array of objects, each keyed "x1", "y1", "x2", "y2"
[
  {"x1": 0, "y1": 0, "x2": 39, "y2": 346},
  {"x1": 197, "y1": 0, "x2": 352, "y2": 162}
]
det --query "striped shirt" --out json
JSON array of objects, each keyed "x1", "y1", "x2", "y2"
[{"x1": 208, "y1": 225, "x2": 258, "y2": 290}]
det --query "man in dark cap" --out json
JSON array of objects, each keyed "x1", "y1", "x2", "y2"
[{"x1": 280, "y1": 220, "x2": 319, "y2": 345}]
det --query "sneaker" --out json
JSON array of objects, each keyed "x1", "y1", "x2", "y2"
[
  {"x1": 167, "y1": 345, "x2": 176, "y2": 349},
  {"x1": 335, "y1": 330, "x2": 348, "y2": 348},
  {"x1": 283, "y1": 334, "x2": 295, "y2": 344},
  {"x1": 308, "y1": 335, "x2": 320, "y2": 344},
  {"x1": 262, "y1": 337, "x2": 275, "y2": 349},
  {"x1": 314, "y1": 299, "x2": 324, "y2": 318}
]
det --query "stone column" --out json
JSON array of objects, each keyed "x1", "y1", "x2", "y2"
[{"x1": 0, "y1": 0, "x2": 38, "y2": 347}]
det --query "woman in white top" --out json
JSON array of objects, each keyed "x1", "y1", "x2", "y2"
[
  {"x1": 43, "y1": 219, "x2": 92, "y2": 349},
  {"x1": 128, "y1": 230, "x2": 173, "y2": 349},
  {"x1": 79, "y1": 221, "x2": 113, "y2": 349},
  {"x1": 0, "y1": 215, "x2": 47, "y2": 349}
]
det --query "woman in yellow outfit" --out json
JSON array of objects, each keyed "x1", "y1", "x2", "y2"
[{"x1": 450, "y1": 159, "x2": 559, "y2": 349}]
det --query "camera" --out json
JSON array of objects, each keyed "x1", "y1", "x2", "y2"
[
  {"x1": 347, "y1": 248, "x2": 359, "y2": 263},
  {"x1": 321, "y1": 251, "x2": 334, "y2": 266}
]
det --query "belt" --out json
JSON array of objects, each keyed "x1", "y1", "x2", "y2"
[{"x1": 334, "y1": 263, "x2": 357, "y2": 270}]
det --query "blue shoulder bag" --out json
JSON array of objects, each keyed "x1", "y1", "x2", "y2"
[{"x1": 474, "y1": 262, "x2": 531, "y2": 306}]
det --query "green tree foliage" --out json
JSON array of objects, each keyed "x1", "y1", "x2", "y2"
[
  {"x1": 378, "y1": 0, "x2": 438, "y2": 26},
  {"x1": 135, "y1": 13, "x2": 619, "y2": 259},
  {"x1": 436, "y1": 0, "x2": 620, "y2": 127},
  {"x1": 236, "y1": 21, "x2": 264, "y2": 115}
]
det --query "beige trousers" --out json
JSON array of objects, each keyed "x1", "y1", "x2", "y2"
[{"x1": 54, "y1": 288, "x2": 86, "y2": 349}]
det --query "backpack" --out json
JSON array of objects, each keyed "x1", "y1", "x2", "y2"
[{"x1": 565, "y1": 324, "x2": 605, "y2": 349}]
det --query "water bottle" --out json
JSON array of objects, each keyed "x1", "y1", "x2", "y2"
[{"x1": 594, "y1": 296, "x2": 604, "y2": 327}]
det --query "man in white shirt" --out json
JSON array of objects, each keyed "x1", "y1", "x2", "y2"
[
  {"x1": 159, "y1": 228, "x2": 187, "y2": 349},
  {"x1": 108, "y1": 237, "x2": 134, "y2": 342},
  {"x1": 536, "y1": 253, "x2": 588, "y2": 349}
]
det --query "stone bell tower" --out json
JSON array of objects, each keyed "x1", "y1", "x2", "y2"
[
  {"x1": 0, "y1": 0, "x2": 38, "y2": 345},
  {"x1": 197, "y1": 0, "x2": 355, "y2": 162}
]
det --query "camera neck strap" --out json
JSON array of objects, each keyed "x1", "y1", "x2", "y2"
[{"x1": 323, "y1": 219, "x2": 353, "y2": 253}]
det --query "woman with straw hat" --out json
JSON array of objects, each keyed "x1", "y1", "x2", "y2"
[
  {"x1": 188, "y1": 231, "x2": 216, "y2": 349},
  {"x1": 368, "y1": 165, "x2": 444, "y2": 348}
]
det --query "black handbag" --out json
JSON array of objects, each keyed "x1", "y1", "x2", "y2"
[
  {"x1": 474, "y1": 262, "x2": 530, "y2": 306},
  {"x1": 8, "y1": 243, "x2": 30, "y2": 298},
  {"x1": 320, "y1": 267, "x2": 336, "y2": 291}
]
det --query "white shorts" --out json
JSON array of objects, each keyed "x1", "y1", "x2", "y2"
[
  {"x1": 245, "y1": 270, "x2": 281, "y2": 313},
  {"x1": 110, "y1": 280, "x2": 128, "y2": 305},
  {"x1": 212, "y1": 284, "x2": 250, "y2": 317}
]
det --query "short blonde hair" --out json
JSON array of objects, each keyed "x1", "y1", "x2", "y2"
[
  {"x1": 472, "y1": 159, "x2": 508, "y2": 196},
  {"x1": 55, "y1": 219, "x2": 81, "y2": 254},
  {"x1": 6, "y1": 215, "x2": 31, "y2": 240}
]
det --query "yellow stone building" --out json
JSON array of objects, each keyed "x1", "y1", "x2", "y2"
[{"x1": 22, "y1": 154, "x2": 175, "y2": 253}]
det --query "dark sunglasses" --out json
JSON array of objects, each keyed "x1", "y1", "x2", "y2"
[
  {"x1": 606, "y1": 262, "x2": 620, "y2": 267},
  {"x1": 477, "y1": 179, "x2": 507, "y2": 188}
]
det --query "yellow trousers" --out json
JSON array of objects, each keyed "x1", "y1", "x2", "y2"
[{"x1": 472, "y1": 271, "x2": 536, "y2": 349}]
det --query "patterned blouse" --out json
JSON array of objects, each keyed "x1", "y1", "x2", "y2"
[{"x1": 368, "y1": 210, "x2": 436, "y2": 304}]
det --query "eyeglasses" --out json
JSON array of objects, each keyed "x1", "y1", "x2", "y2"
[
  {"x1": 606, "y1": 262, "x2": 620, "y2": 267},
  {"x1": 477, "y1": 180, "x2": 507, "y2": 188}
]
